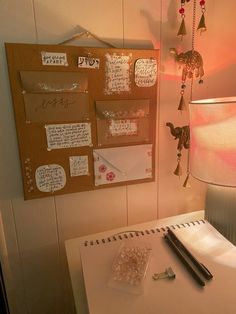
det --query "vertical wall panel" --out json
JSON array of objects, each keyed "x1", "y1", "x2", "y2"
[
  {"x1": 124, "y1": 0, "x2": 161, "y2": 223},
  {"x1": 0, "y1": 200, "x2": 28, "y2": 314},
  {"x1": 55, "y1": 187, "x2": 127, "y2": 313},
  {"x1": 33, "y1": 0, "x2": 123, "y2": 47},
  {"x1": 123, "y1": 0, "x2": 161, "y2": 48},
  {"x1": 193, "y1": 0, "x2": 236, "y2": 100},
  {"x1": 12, "y1": 197, "x2": 64, "y2": 314},
  {"x1": 127, "y1": 182, "x2": 158, "y2": 225},
  {"x1": 32, "y1": 1, "x2": 126, "y2": 312},
  {"x1": 0, "y1": 0, "x2": 36, "y2": 200}
]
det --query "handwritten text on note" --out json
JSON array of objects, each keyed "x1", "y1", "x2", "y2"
[
  {"x1": 104, "y1": 53, "x2": 132, "y2": 95},
  {"x1": 35, "y1": 164, "x2": 66, "y2": 192},
  {"x1": 78, "y1": 56, "x2": 100, "y2": 69},
  {"x1": 69, "y1": 155, "x2": 89, "y2": 177},
  {"x1": 135, "y1": 59, "x2": 157, "y2": 87},
  {"x1": 108, "y1": 119, "x2": 138, "y2": 136},
  {"x1": 45, "y1": 123, "x2": 92, "y2": 150},
  {"x1": 41, "y1": 51, "x2": 68, "y2": 66}
]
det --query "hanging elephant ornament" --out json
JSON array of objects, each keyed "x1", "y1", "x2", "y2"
[
  {"x1": 172, "y1": 48, "x2": 204, "y2": 82},
  {"x1": 170, "y1": 48, "x2": 204, "y2": 111},
  {"x1": 166, "y1": 122, "x2": 191, "y2": 187}
]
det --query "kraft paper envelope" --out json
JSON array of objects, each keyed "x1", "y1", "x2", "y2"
[
  {"x1": 24, "y1": 92, "x2": 89, "y2": 122},
  {"x1": 96, "y1": 118, "x2": 150, "y2": 145},
  {"x1": 93, "y1": 144, "x2": 152, "y2": 186},
  {"x1": 96, "y1": 99, "x2": 149, "y2": 119},
  {"x1": 96, "y1": 99, "x2": 150, "y2": 145},
  {"x1": 20, "y1": 71, "x2": 88, "y2": 93}
]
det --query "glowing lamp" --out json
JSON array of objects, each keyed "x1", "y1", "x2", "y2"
[
  {"x1": 189, "y1": 97, "x2": 236, "y2": 245},
  {"x1": 189, "y1": 97, "x2": 236, "y2": 187}
]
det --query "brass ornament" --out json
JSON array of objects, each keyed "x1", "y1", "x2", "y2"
[
  {"x1": 198, "y1": 0, "x2": 207, "y2": 34},
  {"x1": 171, "y1": 48, "x2": 204, "y2": 83},
  {"x1": 197, "y1": 13, "x2": 207, "y2": 33},
  {"x1": 177, "y1": 19, "x2": 187, "y2": 38},
  {"x1": 166, "y1": 123, "x2": 190, "y2": 180},
  {"x1": 174, "y1": 160, "x2": 182, "y2": 177},
  {"x1": 178, "y1": 94, "x2": 187, "y2": 111}
]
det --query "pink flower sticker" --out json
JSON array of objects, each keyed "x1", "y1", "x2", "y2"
[
  {"x1": 99, "y1": 164, "x2": 107, "y2": 173},
  {"x1": 106, "y1": 171, "x2": 115, "y2": 182}
]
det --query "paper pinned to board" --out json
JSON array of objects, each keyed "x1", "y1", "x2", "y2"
[
  {"x1": 104, "y1": 53, "x2": 132, "y2": 95},
  {"x1": 93, "y1": 144, "x2": 152, "y2": 186},
  {"x1": 69, "y1": 155, "x2": 89, "y2": 177},
  {"x1": 35, "y1": 164, "x2": 66, "y2": 192},
  {"x1": 108, "y1": 119, "x2": 138, "y2": 137},
  {"x1": 78, "y1": 56, "x2": 100, "y2": 69},
  {"x1": 41, "y1": 51, "x2": 68, "y2": 66},
  {"x1": 135, "y1": 59, "x2": 157, "y2": 87},
  {"x1": 45, "y1": 123, "x2": 92, "y2": 150}
]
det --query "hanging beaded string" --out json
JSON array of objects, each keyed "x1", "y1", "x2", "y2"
[
  {"x1": 177, "y1": 0, "x2": 187, "y2": 39},
  {"x1": 189, "y1": 0, "x2": 197, "y2": 103},
  {"x1": 185, "y1": 0, "x2": 197, "y2": 188},
  {"x1": 170, "y1": 0, "x2": 206, "y2": 186}
]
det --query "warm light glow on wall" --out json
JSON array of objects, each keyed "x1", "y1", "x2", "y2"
[{"x1": 189, "y1": 97, "x2": 236, "y2": 187}]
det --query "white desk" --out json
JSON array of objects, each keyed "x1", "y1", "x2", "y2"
[{"x1": 65, "y1": 210, "x2": 204, "y2": 314}]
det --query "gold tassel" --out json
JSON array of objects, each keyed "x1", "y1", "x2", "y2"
[
  {"x1": 178, "y1": 94, "x2": 186, "y2": 111},
  {"x1": 174, "y1": 161, "x2": 182, "y2": 176},
  {"x1": 177, "y1": 19, "x2": 187, "y2": 38},
  {"x1": 197, "y1": 14, "x2": 207, "y2": 33},
  {"x1": 183, "y1": 174, "x2": 191, "y2": 188}
]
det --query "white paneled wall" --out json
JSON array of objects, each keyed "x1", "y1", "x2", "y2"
[{"x1": 0, "y1": 1, "x2": 235, "y2": 313}]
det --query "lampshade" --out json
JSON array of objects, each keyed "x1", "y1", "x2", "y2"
[{"x1": 189, "y1": 97, "x2": 236, "y2": 187}]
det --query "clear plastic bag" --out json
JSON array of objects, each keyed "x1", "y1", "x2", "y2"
[{"x1": 108, "y1": 239, "x2": 152, "y2": 294}]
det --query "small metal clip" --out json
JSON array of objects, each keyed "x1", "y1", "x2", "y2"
[{"x1": 152, "y1": 267, "x2": 176, "y2": 281}]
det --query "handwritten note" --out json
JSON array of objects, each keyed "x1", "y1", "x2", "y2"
[
  {"x1": 41, "y1": 51, "x2": 68, "y2": 66},
  {"x1": 78, "y1": 56, "x2": 100, "y2": 69},
  {"x1": 135, "y1": 59, "x2": 157, "y2": 87},
  {"x1": 104, "y1": 53, "x2": 131, "y2": 95},
  {"x1": 45, "y1": 123, "x2": 92, "y2": 150},
  {"x1": 69, "y1": 155, "x2": 89, "y2": 177},
  {"x1": 35, "y1": 164, "x2": 66, "y2": 192},
  {"x1": 108, "y1": 119, "x2": 138, "y2": 136}
]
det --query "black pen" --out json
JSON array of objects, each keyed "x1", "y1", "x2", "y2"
[
  {"x1": 167, "y1": 228, "x2": 213, "y2": 280},
  {"x1": 164, "y1": 233, "x2": 205, "y2": 287}
]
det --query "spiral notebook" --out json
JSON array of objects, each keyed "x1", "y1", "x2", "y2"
[{"x1": 80, "y1": 220, "x2": 236, "y2": 314}]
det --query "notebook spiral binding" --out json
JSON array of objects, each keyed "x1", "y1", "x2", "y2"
[{"x1": 84, "y1": 219, "x2": 206, "y2": 246}]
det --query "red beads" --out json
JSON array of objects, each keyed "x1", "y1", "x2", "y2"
[
  {"x1": 179, "y1": 7, "x2": 185, "y2": 14},
  {"x1": 200, "y1": 0, "x2": 205, "y2": 6}
]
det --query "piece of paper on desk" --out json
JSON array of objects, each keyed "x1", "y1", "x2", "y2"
[
  {"x1": 79, "y1": 220, "x2": 236, "y2": 314},
  {"x1": 173, "y1": 220, "x2": 236, "y2": 269},
  {"x1": 93, "y1": 144, "x2": 152, "y2": 186}
]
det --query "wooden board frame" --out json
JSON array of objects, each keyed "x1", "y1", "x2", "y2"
[{"x1": 5, "y1": 43, "x2": 159, "y2": 200}]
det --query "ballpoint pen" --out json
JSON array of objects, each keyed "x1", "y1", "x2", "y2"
[
  {"x1": 164, "y1": 233, "x2": 205, "y2": 287},
  {"x1": 167, "y1": 228, "x2": 213, "y2": 280}
]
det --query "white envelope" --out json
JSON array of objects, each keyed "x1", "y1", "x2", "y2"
[{"x1": 93, "y1": 144, "x2": 152, "y2": 186}]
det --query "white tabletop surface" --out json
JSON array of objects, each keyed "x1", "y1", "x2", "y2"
[{"x1": 65, "y1": 210, "x2": 204, "y2": 314}]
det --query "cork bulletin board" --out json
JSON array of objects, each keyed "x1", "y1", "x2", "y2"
[{"x1": 5, "y1": 43, "x2": 159, "y2": 200}]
